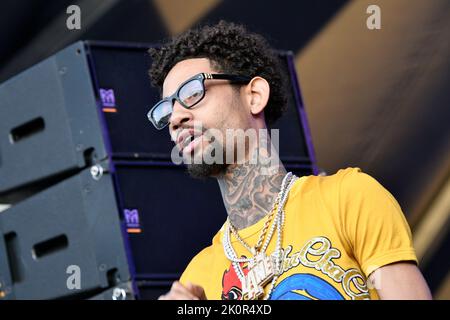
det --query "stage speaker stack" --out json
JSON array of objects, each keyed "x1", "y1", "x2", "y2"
[{"x1": 0, "y1": 41, "x2": 318, "y2": 299}]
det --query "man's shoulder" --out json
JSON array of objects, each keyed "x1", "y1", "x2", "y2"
[
  {"x1": 315, "y1": 167, "x2": 365, "y2": 183},
  {"x1": 289, "y1": 167, "x2": 364, "y2": 196},
  {"x1": 287, "y1": 167, "x2": 387, "y2": 214},
  {"x1": 303, "y1": 167, "x2": 399, "y2": 213}
]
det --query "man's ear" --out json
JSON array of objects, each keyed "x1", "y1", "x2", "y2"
[{"x1": 244, "y1": 77, "x2": 270, "y2": 116}]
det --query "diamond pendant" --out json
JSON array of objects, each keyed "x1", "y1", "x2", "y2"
[{"x1": 242, "y1": 252, "x2": 275, "y2": 300}]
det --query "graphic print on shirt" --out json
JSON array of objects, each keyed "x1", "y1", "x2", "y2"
[
  {"x1": 221, "y1": 261, "x2": 249, "y2": 300},
  {"x1": 221, "y1": 236, "x2": 371, "y2": 300}
]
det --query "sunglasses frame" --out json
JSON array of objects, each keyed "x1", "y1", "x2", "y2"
[{"x1": 148, "y1": 73, "x2": 251, "y2": 130}]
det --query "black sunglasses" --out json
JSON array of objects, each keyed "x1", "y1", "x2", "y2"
[{"x1": 147, "y1": 73, "x2": 251, "y2": 130}]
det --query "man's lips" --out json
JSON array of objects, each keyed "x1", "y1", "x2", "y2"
[
  {"x1": 182, "y1": 135, "x2": 203, "y2": 154},
  {"x1": 175, "y1": 128, "x2": 203, "y2": 153},
  {"x1": 176, "y1": 128, "x2": 193, "y2": 146}
]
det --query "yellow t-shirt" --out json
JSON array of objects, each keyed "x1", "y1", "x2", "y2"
[{"x1": 180, "y1": 167, "x2": 418, "y2": 300}]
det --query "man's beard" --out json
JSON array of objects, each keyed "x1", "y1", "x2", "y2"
[
  {"x1": 183, "y1": 140, "x2": 229, "y2": 179},
  {"x1": 186, "y1": 162, "x2": 229, "y2": 179}
]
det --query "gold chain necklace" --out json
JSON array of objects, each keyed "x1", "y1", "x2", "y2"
[
  {"x1": 228, "y1": 198, "x2": 279, "y2": 255},
  {"x1": 223, "y1": 173, "x2": 296, "y2": 300}
]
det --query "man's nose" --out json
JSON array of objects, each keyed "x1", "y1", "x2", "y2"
[{"x1": 169, "y1": 100, "x2": 193, "y2": 132}]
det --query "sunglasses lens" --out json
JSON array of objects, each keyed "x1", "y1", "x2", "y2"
[
  {"x1": 149, "y1": 100, "x2": 172, "y2": 129},
  {"x1": 179, "y1": 79, "x2": 204, "y2": 107}
]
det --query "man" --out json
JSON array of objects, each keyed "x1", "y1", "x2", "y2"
[{"x1": 147, "y1": 21, "x2": 431, "y2": 300}]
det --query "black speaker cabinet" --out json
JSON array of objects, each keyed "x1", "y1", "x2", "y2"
[{"x1": 0, "y1": 41, "x2": 317, "y2": 299}]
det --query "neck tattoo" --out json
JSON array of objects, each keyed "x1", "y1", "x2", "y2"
[{"x1": 217, "y1": 161, "x2": 287, "y2": 230}]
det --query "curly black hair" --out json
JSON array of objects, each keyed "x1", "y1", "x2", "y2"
[{"x1": 148, "y1": 20, "x2": 287, "y2": 125}]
